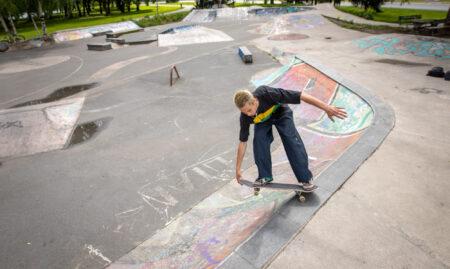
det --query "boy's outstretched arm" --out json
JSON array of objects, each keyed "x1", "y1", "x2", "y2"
[
  {"x1": 235, "y1": 141, "x2": 247, "y2": 185},
  {"x1": 300, "y1": 92, "x2": 347, "y2": 122}
]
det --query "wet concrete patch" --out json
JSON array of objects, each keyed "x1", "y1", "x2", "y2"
[
  {"x1": 1, "y1": 97, "x2": 85, "y2": 159},
  {"x1": 66, "y1": 117, "x2": 111, "y2": 147},
  {"x1": 410, "y1": 87, "x2": 443, "y2": 94},
  {"x1": 375, "y1": 59, "x2": 431, "y2": 66},
  {"x1": 10, "y1": 82, "x2": 99, "y2": 108},
  {"x1": 268, "y1": 34, "x2": 309, "y2": 40}
]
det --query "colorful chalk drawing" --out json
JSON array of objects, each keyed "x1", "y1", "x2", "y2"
[
  {"x1": 353, "y1": 35, "x2": 450, "y2": 60},
  {"x1": 158, "y1": 25, "x2": 233, "y2": 47},
  {"x1": 264, "y1": 14, "x2": 324, "y2": 33},
  {"x1": 250, "y1": 6, "x2": 315, "y2": 17},
  {"x1": 184, "y1": 8, "x2": 248, "y2": 22},
  {"x1": 108, "y1": 57, "x2": 373, "y2": 268},
  {"x1": 52, "y1": 21, "x2": 141, "y2": 43},
  {"x1": 308, "y1": 85, "x2": 373, "y2": 134},
  {"x1": 183, "y1": 7, "x2": 315, "y2": 23}
]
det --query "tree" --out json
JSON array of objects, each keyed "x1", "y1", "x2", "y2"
[
  {"x1": 0, "y1": 15, "x2": 13, "y2": 42},
  {"x1": 132, "y1": 0, "x2": 140, "y2": 11},
  {"x1": 37, "y1": 0, "x2": 47, "y2": 36},
  {"x1": 351, "y1": 0, "x2": 409, "y2": 12},
  {"x1": 351, "y1": 0, "x2": 384, "y2": 12},
  {"x1": 0, "y1": 0, "x2": 20, "y2": 41}
]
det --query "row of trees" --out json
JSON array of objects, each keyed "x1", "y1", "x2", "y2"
[
  {"x1": 0, "y1": 0, "x2": 156, "y2": 42},
  {"x1": 1, "y1": 0, "x2": 48, "y2": 42}
]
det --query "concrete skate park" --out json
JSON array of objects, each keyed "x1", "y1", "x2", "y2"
[{"x1": 0, "y1": 3, "x2": 449, "y2": 268}]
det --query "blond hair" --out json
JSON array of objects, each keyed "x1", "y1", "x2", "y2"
[{"x1": 233, "y1": 89, "x2": 254, "y2": 109}]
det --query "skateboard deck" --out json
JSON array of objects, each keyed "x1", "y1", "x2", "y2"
[{"x1": 240, "y1": 179, "x2": 317, "y2": 202}]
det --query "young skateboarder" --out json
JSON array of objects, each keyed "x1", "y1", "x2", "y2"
[{"x1": 234, "y1": 86, "x2": 347, "y2": 190}]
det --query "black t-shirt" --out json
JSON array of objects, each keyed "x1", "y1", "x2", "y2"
[{"x1": 239, "y1": 86, "x2": 301, "y2": 142}]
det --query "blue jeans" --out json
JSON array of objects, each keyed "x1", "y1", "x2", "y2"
[{"x1": 253, "y1": 111, "x2": 312, "y2": 183}]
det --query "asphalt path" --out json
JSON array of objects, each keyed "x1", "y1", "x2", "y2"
[
  {"x1": 340, "y1": 1, "x2": 449, "y2": 11},
  {"x1": 0, "y1": 18, "x2": 282, "y2": 268}
]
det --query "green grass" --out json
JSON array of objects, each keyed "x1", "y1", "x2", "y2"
[
  {"x1": 324, "y1": 15, "x2": 411, "y2": 33},
  {"x1": 336, "y1": 6, "x2": 447, "y2": 23},
  {"x1": 340, "y1": 0, "x2": 450, "y2": 2},
  {"x1": 135, "y1": 11, "x2": 190, "y2": 27},
  {"x1": 1, "y1": 5, "x2": 181, "y2": 40},
  {"x1": 148, "y1": 2, "x2": 195, "y2": 5}
]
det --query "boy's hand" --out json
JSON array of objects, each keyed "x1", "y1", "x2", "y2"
[
  {"x1": 236, "y1": 170, "x2": 243, "y2": 185},
  {"x1": 326, "y1": 106, "x2": 347, "y2": 122}
]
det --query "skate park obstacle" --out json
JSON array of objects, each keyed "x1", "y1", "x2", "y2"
[
  {"x1": 170, "y1": 66, "x2": 180, "y2": 87},
  {"x1": 239, "y1": 46, "x2": 253, "y2": 64},
  {"x1": 87, "y1": 43, "x2": 112, "y2": 51}
]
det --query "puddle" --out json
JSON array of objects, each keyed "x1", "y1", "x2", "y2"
[
  {"x1": 410, "y1": 88, "x2": 443, "y2": 94},
  {"x1": 375, "y1": 59, "x2": 430, "y2": 66},
  {"x1": 10, "y1": 82, "x2": 99, "y2": 108},
  {"x1": 66, "y1": 117, "x2": 111, "y2": 147}
]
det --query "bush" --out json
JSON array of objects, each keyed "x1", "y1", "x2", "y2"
[
  {"x1": 135, "y1": 11, "x2": 190, "y2": 27},
  {"x1": 357, "y1": 9, "x2": 374, "y2": 20}
]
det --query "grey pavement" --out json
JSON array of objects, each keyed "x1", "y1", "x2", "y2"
[
  {"x1": 0, "y1": 19, "x2": 272, "y2": 268},
  {"x1": 263, "y1": 4, "x2": 450, "y2": 269},
  {"x1": 0, "y1": 3, "x2": 449, "y2": 269}
]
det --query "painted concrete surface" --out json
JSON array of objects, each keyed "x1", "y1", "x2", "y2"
[
  {"x1": 221, "y1": 53, "x2": 393, "y2": 268},
  {"x1": 183, "y1": 6, "x2": 316, "y2": 23},
  {"x1": 354, "y1": 35, "x2": 450, "y2": 60},
  {"x1": 263, "y1": 4, "x2": 450, "y2": 269},
  {"x1": 0, "y1": 28, "x2": 279, "y2": 268},
  {"x1": 52, "y1": 21, "x2": 142, "y2": 43},
  {"x1": 158, "y1": 25, "x2": 234, "y2": 46},
  {"x1": 108, "y1": 56, "x2": 377, "y2": 268},
  {"x1": 0, "y1": 97, "x2": 85, "y2": 159}
]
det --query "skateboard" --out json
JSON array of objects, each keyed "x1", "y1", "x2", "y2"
[{"x1": 240, "y1": 179, "x2": 317, "y2": 202}]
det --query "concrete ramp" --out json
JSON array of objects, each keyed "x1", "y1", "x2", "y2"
[
  {"x1": 183, "y1": 7, "x2": 316, "y2": 23},
  {"x1": 0, "y1": 97, "x2": 85, "y2": 159},
  {"x1": 158, "y1": 25, "x2": 233, "y2": 47},
  {"x1": 183, "y1": 9, "x2": 220, "y2": 22},
  {"x1": 52, "y1": 21, "x2": 141, "y2": 43},
  {"x1": 108, "y1": 56, "x2": 393, "y2": 268},
  {"x1": 256, "y1": 14, "x2": 325, "y2": 36}
]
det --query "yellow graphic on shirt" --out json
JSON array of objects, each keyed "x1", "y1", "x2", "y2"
[{"x1": 253, "y1": 105, "x2": 280, "y2": 123}]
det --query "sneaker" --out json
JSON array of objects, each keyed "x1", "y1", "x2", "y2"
[
  {"x1": 253, "y1": 177, "x2": 273, "y2": 186},
  {"x1": 299, "y1": 178, "x2": 317, "y2": 192}
]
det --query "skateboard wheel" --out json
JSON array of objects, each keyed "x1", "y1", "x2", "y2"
[
  {"x1": 254, "y1": 190, "x2": 260, "y2": 196},
  {"x1": 299, "y1": 195, "x2": 306, "y2": 202}
]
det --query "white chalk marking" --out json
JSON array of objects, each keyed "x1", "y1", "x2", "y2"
[
  {"x1": 215, "y1": 156, "x2": 231, "y2": 165},
  {"x1": 192, "y1": 167, "x2": 212, "y2": 181},
  {"x1": 114, "y1": 206, "x2": 144, "y2": 218},
  {"x1": 85, "y1": 244, "x2": 112, "y2": 264}
]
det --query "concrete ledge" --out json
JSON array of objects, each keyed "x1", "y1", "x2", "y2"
[
  {"x1": 91, "y1": 30, "x2": 113, "y2": 37},
  {"x1": 126, "y1": 34, "x2": 158, "y2": 45},
  {"x1": 106, "y1": 29, "x2": 143, "y2": 38},
  {"x1": 87, "y1": 43, "x2": 112, "y2": 51},
  {"x1": 219, "y1": 54, "x2": 395, "y2": 269},
  {"x1": 105, "y1": 38, "x2": 126, "y2": 44}
]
